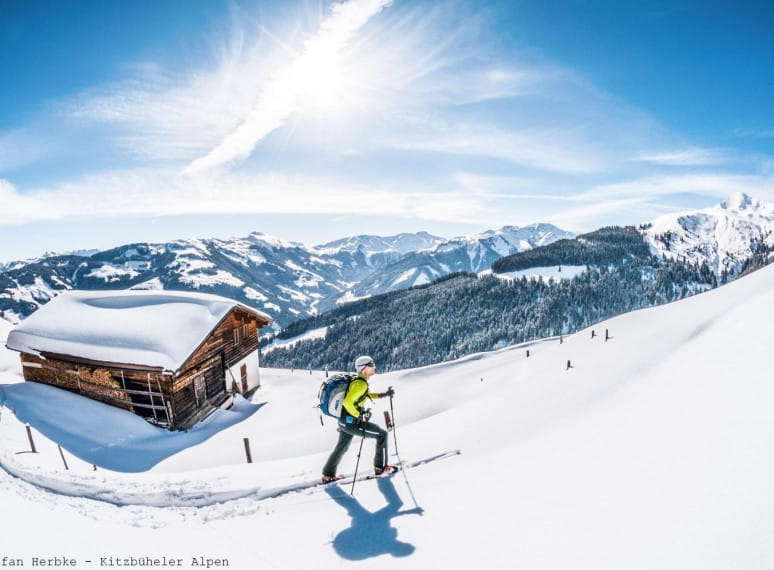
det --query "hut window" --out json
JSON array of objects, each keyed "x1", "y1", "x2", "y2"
[{"x1": 234, "y1": 324, "x2": 250, "y2": 345}]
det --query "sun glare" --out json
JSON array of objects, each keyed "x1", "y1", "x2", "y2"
[
  {"x1": 185, "y1": 0, "x2": 393, "y2": 174},
  {"x1": 291, "y1": 41, "x2": 345, "y2": 114}
]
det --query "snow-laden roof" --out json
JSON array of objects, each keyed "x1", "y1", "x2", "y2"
[{"x1": 5, "y1": 290, "x2": 272, "y2": 371}]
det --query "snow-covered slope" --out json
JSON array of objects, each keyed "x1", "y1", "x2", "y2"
[
  {"x1": 2, "y1": 262, "x2": 773, "y2": 568},
  {"x1": 642, "y1": 192, "x2": 774, "y2": 277}
]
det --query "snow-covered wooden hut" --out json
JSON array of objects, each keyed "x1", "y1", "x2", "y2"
[{"x1": 5, "y1": 290, "x2": 273, "y2": 429}]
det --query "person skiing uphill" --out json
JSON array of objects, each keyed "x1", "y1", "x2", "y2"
[{"x1": 321, "y1": 355, "x2": 396, "y2": 483}]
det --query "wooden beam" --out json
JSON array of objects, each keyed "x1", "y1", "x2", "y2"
[{"x1": 38, "y1": 351, "x2": 166, "y2": 373}]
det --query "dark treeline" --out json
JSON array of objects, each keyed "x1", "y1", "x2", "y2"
[
  {"x1": 271, "y1": 271, "x2": 473, "y2": 341},
  {"x1": 491, "y1": 226, "x2": 652, "y2": 273},
  {"x1": 740, "y1": 239, "x2": 773, "y2": 277},
  {"x1": 262, "y1": 248, "x2": 717, "y2": 372}
]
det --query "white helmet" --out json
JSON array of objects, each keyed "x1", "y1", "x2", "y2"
[{"x1": 354, "y1": 355, "x2": 375, "y2": 373}]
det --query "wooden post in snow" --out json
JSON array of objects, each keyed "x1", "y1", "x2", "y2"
[
  {"x1": 243, "y1": 437, "x2": 253, "y2": 464},
  {"x1": 25, "y1": 423, "x2": 37, "y2": 453},
  {"x1": 58, "y1": 444, "x2": 69, "y2": 470}
]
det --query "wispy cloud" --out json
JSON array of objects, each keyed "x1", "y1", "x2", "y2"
[
  {"x1": 64, "y1": 0, "x2": 574, "y2": 173},
  {"x1": 0, "y1": 178, "x2": 60, "y2": 224},
  {"x1": 580, "y1": 172, "x2": 774, "y2": 203},
  {"x1": 634, "y1": 147, "x2": 728, "y2": 166},
  {"x1": 68, "y1": 49, "x2": 274, "y2": 162},
  {"x1": 183, "y1": 0, "x2": 394, "y2": 174},
  {"x1": 545, "y1": 196, "x2": 656, "y2": 231},
  {"x1": 0, "y1": 128, "x2": 57, "y2": 173},
  {"x1": 423, "y1": 67, "x2": 556, "y2": 105},
  {"x1": 0, "y1": 168, "x2": 484, "y2": 227},
  {"x1": 392, "y1": 122, "x2": 613, "y2": 174}
]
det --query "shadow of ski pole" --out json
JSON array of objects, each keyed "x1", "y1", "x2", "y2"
[{"x1": 324, "y1": 477, "x2": 424, "y2": 561}]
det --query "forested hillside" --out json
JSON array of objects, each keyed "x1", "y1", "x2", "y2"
[
  {"x1": 262, "y1": 228, "x2": 717, "y2": 371},
  {"x1": 491, "y1": 226, "x2": 651, "y2": 273}
]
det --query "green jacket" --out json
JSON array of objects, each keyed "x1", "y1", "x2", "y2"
[{"x1": 342, "y1": 373, "x2": 382, "y2": 418}]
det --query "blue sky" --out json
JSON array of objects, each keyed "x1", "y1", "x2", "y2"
[{"x1": 1, "y1": 0, "x2": 773, "y2": 261}]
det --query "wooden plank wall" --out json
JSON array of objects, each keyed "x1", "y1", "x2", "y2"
[
  {"x1": 19, "y1": 353, "x2": 172, "y2": 423},
  {"x1": 169, "y1": 308, "x2": 263, "y2": 428},
  {"x1": 171, "y1": 354, "x2": 222, "y2": 426},
  {"x1": 181, "y1": 308, "x2": 262, "y2": 373}
]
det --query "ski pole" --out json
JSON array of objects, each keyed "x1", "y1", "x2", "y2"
[
  {"x1": 350, "y1": 426, "x2": 366, "y2": 496},
  {"x1": 389, "y1": 393, "x2": 400, "y2": 456},
  {"x1": 390, "y1": 393, "x2": 420, "y2": 509}
]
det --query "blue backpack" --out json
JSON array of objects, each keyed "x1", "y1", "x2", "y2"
[{"x1": 317, "y1": 372, "x2": 356, "y2": 422}]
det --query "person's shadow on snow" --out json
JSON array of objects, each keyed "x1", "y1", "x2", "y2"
[{"x1": 324, "y1": 477, "x2": 424, "y2": 560}]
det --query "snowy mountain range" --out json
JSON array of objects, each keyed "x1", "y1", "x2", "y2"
[
  {"x1": 2, "y1": 193, "x2": 772, "y2": 329},
  {"x1": 0, "y1": 224, "x2": 572, "y2": 326},
  {"x1": 348, "y1": 224, "x2": 574, "y2": 298}
]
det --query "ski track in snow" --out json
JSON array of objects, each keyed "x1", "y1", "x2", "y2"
[
  {"x1": 0, "y1": 452, "x2": 334, "y2": 528},
  {"x1": 0, "y1": 386, "x2": 459, "y2": 529},
  {"x1": 0, "y1": 436, "x2": 458, "y2": 518},
  {"x1": 0, "y1": 447, "x2": 456, "y2": 529}
]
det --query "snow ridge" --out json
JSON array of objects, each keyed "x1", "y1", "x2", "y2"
[{"x1": 642, "y1": 192, "x2": 774, "y2": 277}]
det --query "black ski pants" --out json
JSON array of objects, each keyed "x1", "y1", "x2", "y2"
[{"x1": 322, "y1": 419, "x2": 388, "y2": 477}]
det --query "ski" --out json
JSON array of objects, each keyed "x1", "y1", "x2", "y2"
[
  {"x1": 337, "y1": 448, "x2": 460, "y2": 485},
  {"x1": 264, "y1": 449, "x2": 461, "y2": 500},
  {"x1": 364, "y1": 466, "x2": 401, "y2": 481},
  {"x1": 402, "y1": 448, "x2": 461, "y2": 468}
]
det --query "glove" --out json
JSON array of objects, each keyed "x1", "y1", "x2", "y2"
[
  {"x1": 359, "y1": 409, "x2": 372, "y2": 423},
  {"x1": 379, "y1": 387, "x2": 395, "y2": 398}
]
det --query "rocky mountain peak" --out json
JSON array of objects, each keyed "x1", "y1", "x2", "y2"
[
  {"x1": 642, "y1": 193, "x2": 774, "y2": 277},
  {"x1": 720, "y1": 192, "x2": 757, "y2": 211}
]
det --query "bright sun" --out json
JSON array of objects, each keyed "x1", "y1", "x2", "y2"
[{"x1": 292, "y1": 42, "x2": 345, "y2": 114}]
